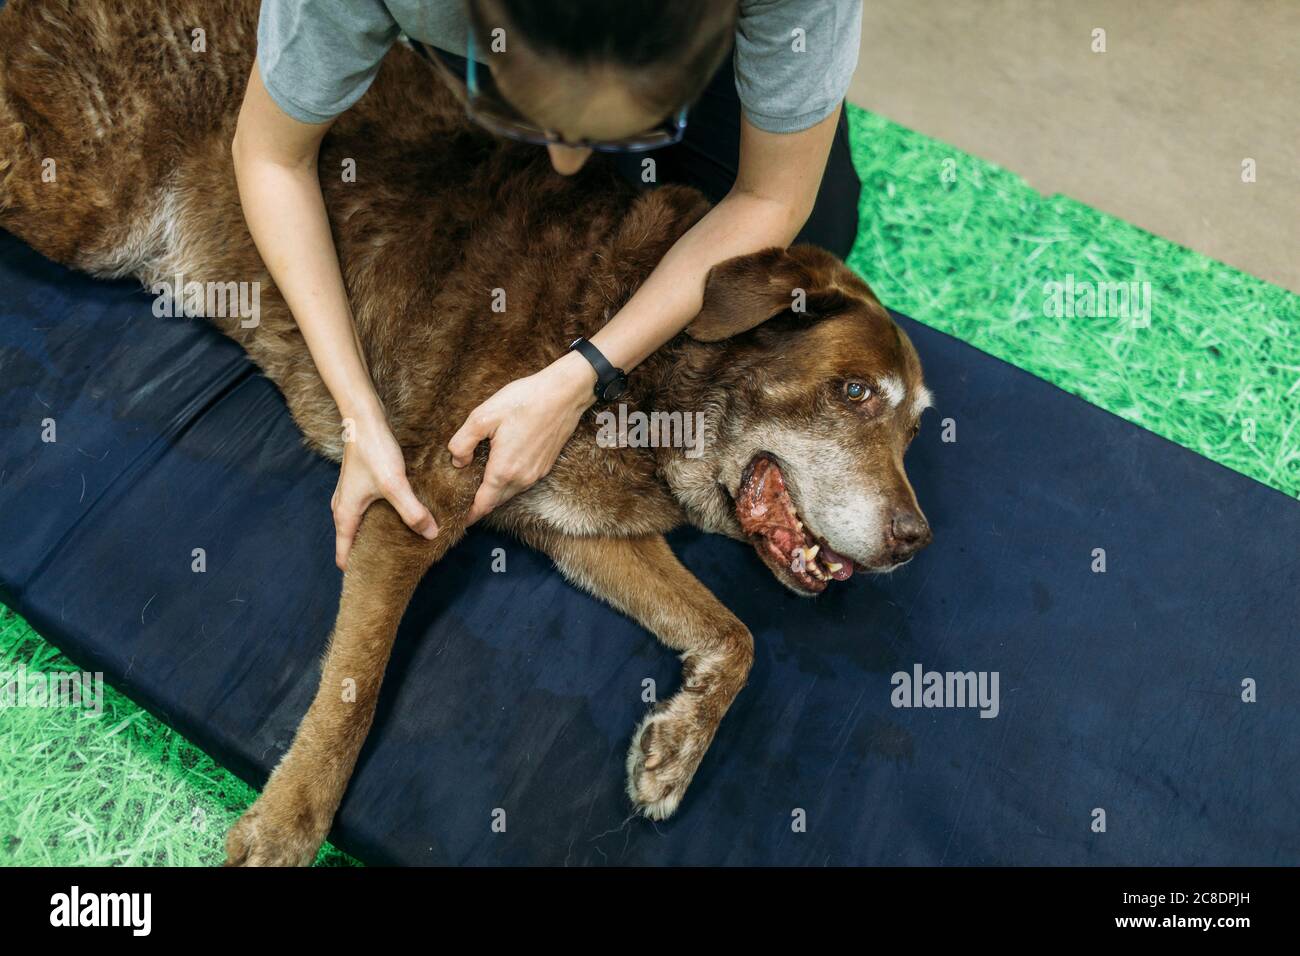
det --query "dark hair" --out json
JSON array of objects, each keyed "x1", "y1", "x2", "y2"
[{"x1": 468, "y1": 0, "x2": 737, "y2": 117}]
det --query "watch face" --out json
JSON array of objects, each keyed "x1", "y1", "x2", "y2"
[{"x1": 602, "y1": 375, "x2": 629, "y2": 401}]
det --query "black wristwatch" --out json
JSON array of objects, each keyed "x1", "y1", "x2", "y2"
[{"x1": 568, "y1": 337, "x2": 628, "y2": 402}]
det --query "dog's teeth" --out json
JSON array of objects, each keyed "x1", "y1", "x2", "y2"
[
  {"x1": 790, "y1": 549, "x2": 806, "y2": 572},
  {"x1": 827, "y1": 562, "x2": 843, "y2": 573},
  {"x1": 805, "y1": 545, "x2": 819, "y2": 560}
]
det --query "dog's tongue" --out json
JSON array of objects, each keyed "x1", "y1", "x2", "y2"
[{"x1": 820, "y1": 542, "x2": 855, "y2": 581}]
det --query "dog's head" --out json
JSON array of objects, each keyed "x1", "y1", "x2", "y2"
[{"x1": 668, "y1": 245, "x2": 932, "y2": 596}]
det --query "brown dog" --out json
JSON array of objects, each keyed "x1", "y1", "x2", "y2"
[{"x1": 0, "y1": 0, "x2": 932, "y2": 865}]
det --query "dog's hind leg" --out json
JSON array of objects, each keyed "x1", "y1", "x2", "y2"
[
  {"x1": 524, "y1": 531, "x2": 755, "y2": 820},
  {"x1": 224, "y1": 458, "x2": 477, "y2": 866}
]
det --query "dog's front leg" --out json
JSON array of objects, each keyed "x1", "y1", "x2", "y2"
[
  {"x1": 529, "y1": 531, "x2": 754, "y2": 820},
  {"x1": 224, "y1": 467, "x2": 472, "y2": 866}
]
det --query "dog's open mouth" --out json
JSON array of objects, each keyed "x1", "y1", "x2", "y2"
[{"x1": 734, "y1": 454, "x2": 855, "y2": 594}]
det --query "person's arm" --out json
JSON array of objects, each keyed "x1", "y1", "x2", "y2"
[
  {"x1": 447, "y1": 107, "x2": 842, "y2": 522},
  {"x1": 232, "y1": 63, "x2": 438, "y2": 569},
  {"x1": 589, "y1": 107, "x2": 840, "y2": 372}
]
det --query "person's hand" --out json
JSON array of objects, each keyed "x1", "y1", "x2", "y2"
[
  {"x1": 331, "y1": 409, "x2": 439, "y2": 571},
  {"x1": 448, "y1": 351, "x2": 597, "y2": 524}
]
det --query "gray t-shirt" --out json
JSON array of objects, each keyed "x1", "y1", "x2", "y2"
[{"x1": 257, "y1": 0, "x2": 861, "y2": 133}]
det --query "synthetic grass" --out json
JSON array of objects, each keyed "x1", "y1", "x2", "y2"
[
  {"x1": 2, "y1": 103, "x2": 1297, "y2": 866},
  {"x1": 0, "y1": 607, "x2": 356, "y2": 866}
]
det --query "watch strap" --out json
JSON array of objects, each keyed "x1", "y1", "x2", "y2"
[{"x1": 568, "y1": 337, "x2": 626, "y2": 401}]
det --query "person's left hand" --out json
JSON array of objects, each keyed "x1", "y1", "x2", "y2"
[{"x1": 448, "y1": 351, "x2": 597, "y2": 524}]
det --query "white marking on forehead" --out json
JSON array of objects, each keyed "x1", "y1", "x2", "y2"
[
  {"x1": 911, "y1": 385, "x2": 933, "y2": 417},
  {"x1": 878, "y1": 376, "x2": 905, "y2": 407}
]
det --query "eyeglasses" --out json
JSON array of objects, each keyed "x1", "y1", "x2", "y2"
[{"x1": 415, "y1": 34, "x2": 689, "y2": 154}]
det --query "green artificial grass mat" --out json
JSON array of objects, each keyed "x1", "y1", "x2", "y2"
[
  {"x1": 2, "y1": 103, "x2": 1297, "y2": 866},
  {"x1": 0, "y1": 607, "x2": 357, "y2": 866}
]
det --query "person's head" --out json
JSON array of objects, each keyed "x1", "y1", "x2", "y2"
[{"x1": 465, "y1": 0, "x2": 737, "y2": 174}]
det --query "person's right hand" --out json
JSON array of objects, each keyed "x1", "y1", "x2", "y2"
[{"x1": 331, "y1": 411, "x2": 439, "y2": 571}]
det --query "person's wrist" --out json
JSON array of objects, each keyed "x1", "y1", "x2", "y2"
[
  {"x1": 338, "y1": 391, "x2": 387, "y2": 433},
  {"x1": 554, "y1": 349, "x2": 599, "y2": 410}
]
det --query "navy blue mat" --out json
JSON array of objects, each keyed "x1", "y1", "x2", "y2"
[{"x1": 2, "y1": 229, "x2": 1297, "y2": 865}]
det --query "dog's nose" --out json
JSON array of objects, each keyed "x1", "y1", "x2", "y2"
[{"x1": 889, "y1": 510, "x2": 932, "y2": 558}]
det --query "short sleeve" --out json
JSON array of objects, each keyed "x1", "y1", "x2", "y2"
[
  {"x1": 256, "y1": 0, "x2": 401, "y2": 124},
  {"x1": 734, "y1": 0, "x2": 862, "y2": 133}
]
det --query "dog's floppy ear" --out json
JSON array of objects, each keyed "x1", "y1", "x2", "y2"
[{"x1": 686, "y1": 245, "x2": 851, "y2": 342}]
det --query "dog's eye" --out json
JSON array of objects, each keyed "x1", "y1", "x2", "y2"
[{"x1": 844, "y1": 381, "x2": 871, "y2": 402}]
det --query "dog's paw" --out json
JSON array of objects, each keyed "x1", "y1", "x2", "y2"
[
  {"x1": 223, "y1": 797, "x2": 324, "y2": 867},
  {"x1": 625, "y1": 702, "x2": 713, "y2": 821}
]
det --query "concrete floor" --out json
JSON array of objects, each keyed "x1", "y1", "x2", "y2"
[{"x1": 848, "y1": 0, "x2": 1299, "y2": 293}]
